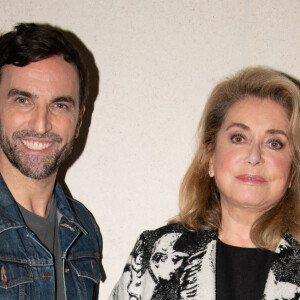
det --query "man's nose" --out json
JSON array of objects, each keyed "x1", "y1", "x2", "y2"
[
  {"x1": 247, "y1": 143, "x2": 264, "y2": 166},
  {"x1": 28, "y1": 106, "x2": 52, "y2": 134}
]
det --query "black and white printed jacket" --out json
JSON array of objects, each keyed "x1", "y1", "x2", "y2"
[{"x1": 109, "y1": 223, "x2": 300, "y2": 300}]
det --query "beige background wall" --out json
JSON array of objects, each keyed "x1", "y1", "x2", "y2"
[{"x1": 1, "y1": 0, "x2": 300, "y2": 298}]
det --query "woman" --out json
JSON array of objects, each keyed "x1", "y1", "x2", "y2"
[{"x1": 110, "y1": 67, "x2": 300, "y2": 300}]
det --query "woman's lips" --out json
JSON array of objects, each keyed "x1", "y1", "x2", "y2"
[{"x1": 235, "y1": 174, "x2": 267, "y2": 184}]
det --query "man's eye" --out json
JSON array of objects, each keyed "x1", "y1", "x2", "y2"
[
  {"x1": 55, "y1": 103, "x2": 68, "y2": 109},
  {"x1": 230, "y1": 134, "x2": 245, "y2": 144},
  {"x1": 16, "y1": 97, "x2": 28, "y2": 104}
]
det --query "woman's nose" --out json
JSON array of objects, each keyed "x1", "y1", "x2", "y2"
[{"x1": 247, "y1": 143, "x2": 264, "y2": 166}]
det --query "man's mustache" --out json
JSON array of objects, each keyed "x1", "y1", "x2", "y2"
[{"x1": 12, "y1": 130, "x2": 62, "y2": 143}]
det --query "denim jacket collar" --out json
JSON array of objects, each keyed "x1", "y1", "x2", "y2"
[{"x1": 0, "y1": 174, "x2": 86, "y2": 235}]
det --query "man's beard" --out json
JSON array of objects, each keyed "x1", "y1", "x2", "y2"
[{"x1": 0, "y1": 128, "x2": 75, "y2": 180}]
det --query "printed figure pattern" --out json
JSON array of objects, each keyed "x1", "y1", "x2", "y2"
[{"x1": 110, "y1": 223, "x2": 300, "y2": 300}]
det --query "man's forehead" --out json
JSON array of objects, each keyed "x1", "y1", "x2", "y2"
[
  {"x1": 2, "y1": 56, "x2": 77, "y2": 78},
  {"x1": 0, "y1": 57, "x2": 80, "y2": 102}
]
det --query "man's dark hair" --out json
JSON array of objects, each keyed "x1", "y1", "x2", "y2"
[{"x1": 0, "y1": 23, "x2": 87, "y2": 109}]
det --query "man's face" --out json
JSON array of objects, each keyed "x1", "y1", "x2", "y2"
[{"x1": 0, "y1": 56, "x2": 84, "y2": 180}]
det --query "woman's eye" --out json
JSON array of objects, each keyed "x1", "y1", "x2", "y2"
[
  {"x1": 268, "y1": 139, "x2": 284, "y2": 150},
  {"x1": 230, "y1": 134, "x2": 245, "y2": 144}
]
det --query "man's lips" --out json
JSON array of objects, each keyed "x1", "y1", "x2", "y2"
[
  {"x1": 235, "y1": 174, "x2": 267, "y2": 184},
  {"x1": 13, "y1": 130, "x2": 62, "y2": 152},
  {"x1": 21, "y1": 139, "x2": 54, "y2": 151}
]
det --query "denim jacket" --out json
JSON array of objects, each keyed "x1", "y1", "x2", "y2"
[{"x1": 0, "y1": 175, "x2": 101, "y2": 299}]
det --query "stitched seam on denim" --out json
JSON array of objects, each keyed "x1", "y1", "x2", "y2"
[
  {"x1": 28, "y1": 263, "x2": 53, "y2": 267},
  {"x1": 79, "y1": 274, "x2": 88, "y2": 300},
  {"x1": 19, "y1": 283, "x2": 24, "y2": 300},
  {"x1": 57, "y1": 208, "x2": 87, "y2": 234},
  {"x1": 0, "y1": 225, "x2": 26, "y2": 234},
  {"x1": 75, "y1": 274, "x2": 99, "y2": 283},
  {"x1": 68, "y1": 253, "x2": 99, "y2": 260},
  {"x1": 68, "y1": 261, "x2": 100, "y2": 283},
  {"x1": 0, "y1": 257, "x2": 29, "y2": 263},
  {"x1": 0, "y1": 263, "x2": 33, "y2": 289},
  {"x1": 0, "y1": 257, "x2": 53, "y2": 265},
  {"x1": 0, "y1": 278, "x2": 33, "y2": 289}
]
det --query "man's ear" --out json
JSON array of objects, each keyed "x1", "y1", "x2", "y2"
[{"x1": 75, "y1": 106, "x2": 85, "y2": 138}]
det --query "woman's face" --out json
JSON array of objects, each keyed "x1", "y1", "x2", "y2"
[{"x1": 209, "y1": 96, "x2": 293, "y2": 214}]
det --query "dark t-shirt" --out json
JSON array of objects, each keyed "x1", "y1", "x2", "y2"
[
  {"x1": 216, "y1": 238, "x2": 275, "y2": 300},
  {"x1": 18, "y1": 198, "x2": 65, "y2": 300}
]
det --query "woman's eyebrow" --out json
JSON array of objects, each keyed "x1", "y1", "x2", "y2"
[
  {"x1": 226, "y1": 123, "x2": 288, "y2": 138},
  {"x1": 226, "y1": 123, "x2": 249, "y2": 131},
  {"x1": 266, "y1": 129, "x2": 288, "y2": 138}
]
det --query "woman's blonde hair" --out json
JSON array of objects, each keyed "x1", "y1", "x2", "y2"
[{"x1": 170, "y1": 66, "x2": 300, "y2": 250}]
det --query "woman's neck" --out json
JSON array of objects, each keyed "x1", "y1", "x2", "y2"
[{"x1": 218, "y1": 202, "x2": 263, "y2": 248}]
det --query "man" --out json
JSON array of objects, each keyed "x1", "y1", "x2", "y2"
[{"x1": 0, "y1": 23, "x2": 101, "y2": 299}]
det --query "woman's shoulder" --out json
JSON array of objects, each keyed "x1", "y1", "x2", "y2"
[
  {"x1": 132, "y1": 223, "x2": 217, "y2": 256},
  {"x1": 140, "y1": 222, "x2": 216, "y2": 236},
  {"x1": 140, "y1": 222, "x2": 185, "y2": 237}
]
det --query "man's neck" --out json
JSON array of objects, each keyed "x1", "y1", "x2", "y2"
[{"x1": 0, "y1": 152, "x2": 57, "y2": 217}]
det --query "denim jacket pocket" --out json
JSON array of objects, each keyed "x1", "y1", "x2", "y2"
[
  {"x1": 0, "y1": 261, "x2": 33, "y2": 289},
  {"x1": 69, "y1": 257, "x2": 101, "y2": 283}
]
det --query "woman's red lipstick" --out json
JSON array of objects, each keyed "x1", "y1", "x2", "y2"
[{"x1": 236, "y1": 174, "x2": 266, "y2": 184}]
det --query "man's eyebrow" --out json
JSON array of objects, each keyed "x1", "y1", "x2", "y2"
[
  {"x1": 226, "y1": 123, "x2": 249, "y2": 131},
  {"x1": 8, "y1": 88, "x2": 34, "y2": 98},
  {"x1": 52, "y1": 96, "x2": 76, "y2": 106}
]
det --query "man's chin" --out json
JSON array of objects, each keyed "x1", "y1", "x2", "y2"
[
  {"x1": 0, "y1": 134, "x2": 75, "y2": 180},
  {"x1": 8, "y1": 157, "x2": 58, "y2": 180},
  {"x1": 15, "y1": 165, "x2": 57, "y2": 180}
]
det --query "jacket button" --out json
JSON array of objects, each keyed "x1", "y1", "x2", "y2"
[{"x1": 42, "y1": 272, "x2": 51, "y2": 281}]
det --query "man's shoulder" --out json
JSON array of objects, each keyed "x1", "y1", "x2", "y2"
[
  {"x1": 65, "y1": 197, "x2": 99, "y2": 232},
  {"x1": 66, "y1": 196, "x2": 93, "y2": 215}
]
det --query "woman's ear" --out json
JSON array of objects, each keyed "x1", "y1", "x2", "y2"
[
  {"x1": 288, "y1": 167, "x2": 295, "y2": 188},
  {"x1": 209, "y1": 155, "x2": 215, "y2": 178}
]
